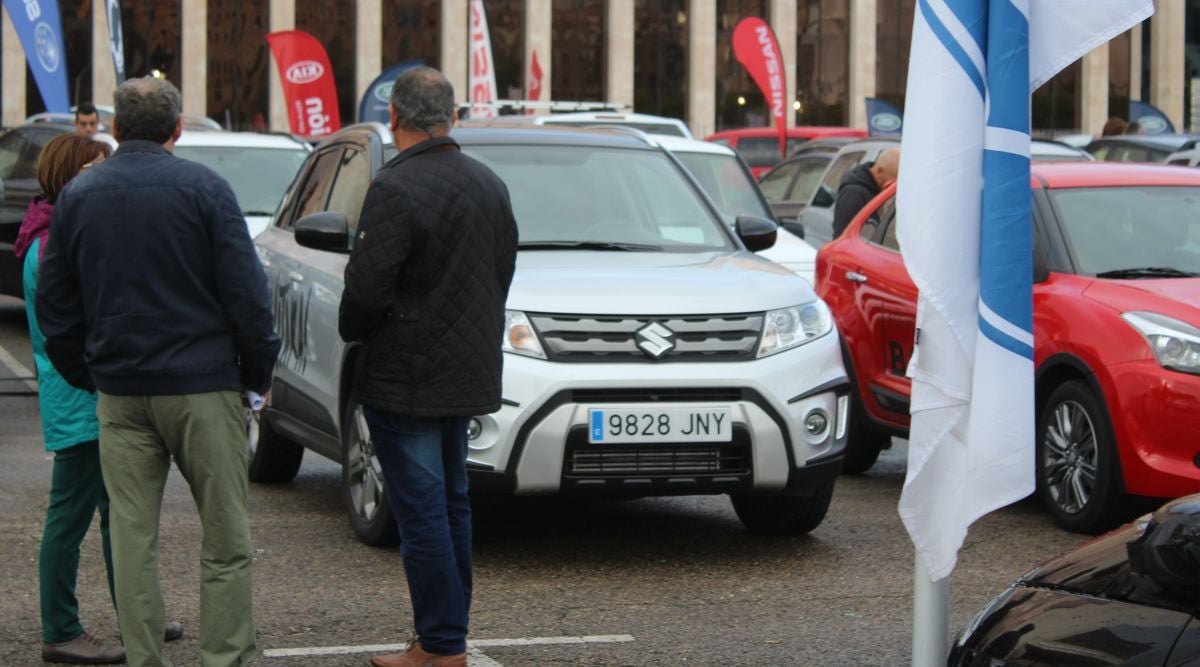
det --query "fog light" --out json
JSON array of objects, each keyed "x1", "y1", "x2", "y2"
[
  {"x1": 805, "y1": 411, "x2": 829, "y2": 437},
  {"x1": 467, "y1": 418, "x2": 482, "y2": 440}
]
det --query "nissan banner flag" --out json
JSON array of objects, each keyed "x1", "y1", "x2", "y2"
[
  {"x1": 732, "y1": 18, "x2": 787, "y2": 157},
  {"x1": 2, "y1": 0, "x2": 70, "y2": 112},
  {"x1": 266, "y1": 30, "x2": 341, "y2": 138},
  {"x1": 468, "y1": 0, "x2": 498, "y2": 119}
]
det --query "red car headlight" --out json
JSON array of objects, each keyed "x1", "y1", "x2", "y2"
[{"x1": 1122, "y1": 311, "x2": 1200, "y2": 375}]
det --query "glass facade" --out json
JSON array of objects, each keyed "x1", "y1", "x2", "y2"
[
  {"x1": 116, "y1": 0, "x2": 182, "y2": 88},
  {"x1": 1108, "y1": 29, "x2": 1132, "y2": 125},
  {"x1": 382, "y1": 1, "x2": 441, "y2": 72},
  {"x1": 487, "y1": 0, "x2": 525, "y2": 99},
  {"x1": 875, "y1": 0, "x2": 915, "y2": 113},
  {"x1": 1032, "y1": 62, "x2": 1081, "y2": 134},
  {"x1": 296, "y1": 0, "x2": 355, "y2": 128},
  {"x1": 715, "y1": 0, "x2": 767, "y2": 131},
  {"x1": 634, "y1": 0, "x2": 687, "y2": 121},
  {"x1": 797, "y1": 0, "x2": 849, "y2": 126},
  {"x1": 207, "y1": 0, "x2": 268, "y2": 130},
  {"x1": 552, "y1": 0, "x2": 605, "y2": 102}
]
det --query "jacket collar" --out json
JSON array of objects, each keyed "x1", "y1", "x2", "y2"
[
  {"x1": 113, "y1": 140, "x2": 173, "y2": 157},
  {"x1": 386, "y1": 136, "x2": 460, "y2": 168}
]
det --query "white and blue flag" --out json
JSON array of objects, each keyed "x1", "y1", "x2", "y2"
[{"x1": 896, "y1": 0, "x2": 1152, "y2": 580}]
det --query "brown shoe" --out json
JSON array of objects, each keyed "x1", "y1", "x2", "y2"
[
  {"x1": 370, "y1": 641, "x2": 466, "y2": 667},
  {"x1": 41, "y1": 632, "x2": 126, "y2": 664}
]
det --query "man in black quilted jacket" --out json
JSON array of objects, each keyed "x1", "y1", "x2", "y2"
[{"x1": 338, "y1": 67, "x2": 518, "y2": 667}]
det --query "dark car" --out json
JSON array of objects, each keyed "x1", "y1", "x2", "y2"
[
  {"x1": 0, "y1": 123, "x2": 116, "y2": 298},
  {"x1": 950, "y1": 493, "x2": 1200, "y2": 666},
  {"x1": 756, "y1": 137, "x2": 867, "y2": 228},
  {"x1": 1085, "y1": 134, "x2": 1200, "y2": 164},
  {"x1": 705, "y1": 126, "x2": 867, "y2": 178}
]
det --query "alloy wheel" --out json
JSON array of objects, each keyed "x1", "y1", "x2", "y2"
[
  {"x1": 345, "y1": 405, "x2": 386, "y2": 524},
  {"x1": 1041, "y1": 400, "x2": 1099, "y2": 516}
]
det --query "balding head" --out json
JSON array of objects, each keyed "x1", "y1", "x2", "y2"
[
  {"x1": 113, "y1": 76, "x2": 182, "y2": 144},
  {"x1": 871, "y1": 148, "x2": 901, "y2": 189},
  {"x1": 389, "y1": 66, "x2": 456, "y2": 136}
]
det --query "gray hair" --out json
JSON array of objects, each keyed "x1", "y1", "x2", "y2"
[
  {"x1": 114, "y1": 77, "x2": 182, "y2": 143},
  {"x1": 389, "y1": 67, "x2": 455, "y2": 134}
]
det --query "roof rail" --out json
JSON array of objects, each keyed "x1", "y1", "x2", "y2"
[
  {"x1": 457, "y1": 100, "x2": 633, "y2": 118},
  {"x1": 580, "y1": 124, "x2": 657, "y2": 147}
]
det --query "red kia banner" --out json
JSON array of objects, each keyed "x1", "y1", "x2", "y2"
[
  {"x1": 266, "y1": 30, "x2": 341, "y2": 138},
  {"x1": 732, "y1": 18, "x2": 787, "y2": 157}
]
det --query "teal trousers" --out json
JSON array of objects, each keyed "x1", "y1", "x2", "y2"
[
  {"x1": 97, "y1": 391, "x2": 256, "y2": 667},
  {"x1": 39, "y1": 440, "x2": 116, "y2": 644}
]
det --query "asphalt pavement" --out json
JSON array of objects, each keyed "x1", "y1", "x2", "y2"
[{"x1": 0, "y1": 295, "x2": 1085, "y2": 666}]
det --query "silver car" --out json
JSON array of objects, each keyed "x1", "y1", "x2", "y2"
[{"x1": 251, "y1": 124, "x2": 851, "y2": 545}]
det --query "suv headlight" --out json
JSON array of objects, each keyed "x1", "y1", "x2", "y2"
[
  {"x1": 1122, "y1": 311, "x2": 1200, "y2": 375},
  {"x1": 502, "y1": 310, "x2": 546, "y2": 359},
  {"x1": 757, "y1": 301, "x2": 833, "y2": 358}
]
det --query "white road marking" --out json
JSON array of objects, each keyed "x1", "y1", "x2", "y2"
[
  {"x1": 262, "y1": 634, "x2": 636, "y2": 658},
  {"x1": 467, "y1": 648, "x2": 504, "y2": 667},
  {"x1": 0, "y1": 341, "x2": 37, "y2": 392}
]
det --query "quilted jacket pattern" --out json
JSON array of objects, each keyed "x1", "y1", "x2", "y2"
[{"x1": 339, "y1": 136, "x2": 518, "y2": 417}]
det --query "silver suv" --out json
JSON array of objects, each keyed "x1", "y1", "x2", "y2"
[{"x1": 251, "y1": 123, "x2": 850, "y2": 545}]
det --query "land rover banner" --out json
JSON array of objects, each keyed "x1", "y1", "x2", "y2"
[
  {"x1": 266, "y1": 30, "x2": 341, "y2": 137},
  {"x1": 357, "y1": 59, "x2": 425, "y2": 124},
  {"x1": 2, "y1": 0, "x2": 70, "y2": 111}
]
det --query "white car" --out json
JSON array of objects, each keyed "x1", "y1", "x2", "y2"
[
  {"x1": 533, "y1": 111, "x2": 693, "y2": 138},
  {"x1": 656, "y1": 135, "x2": 818, "y2": 284},
  {"x1": 173, "y1": 131, "x2": 311, "y2": 237}
]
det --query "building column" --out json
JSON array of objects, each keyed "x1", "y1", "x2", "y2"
[
  {"x1": 1129, "y1": 24, "x2": 1142, "y2": 102},
  {"x1": 357, "y1": 0, "x2": 381, "y2": 116},
  {"x1": 442, "y1": 1, "x2": 468, "y2": 101},
  {"x1": 847, "y1": 0, "x2": 876, "y2": 129},
  {"x1": 769, "y1": 0, "x2": 796, "y2": 128},
  {"x1": 180, "y1": 0, "x2": 206, "y2": 116},
  {"x1": 1079, "y1": 44, "x2": 1109, "y2": 136},
  {"x1": 268, "y1": 0, "x2": 294, "y2": 132},
  {"x1": 1150, "y1": 0, "x2": 1185, "y2": 131},
  {"x1": 687, "y1": 0, "x2": 716, "y2": 138},
  {"x1": 606, "y1": 0, "x2": 634, "y2": 108},
  {"x1": 92, "y1": 0, "x2": 117, "y2": 106},
  {"x1": 2, "y1": 8, "x2": 26, "y2": 126},
  {"x1": 525, "y1": 0, "x2": 551, "y2": 102}
]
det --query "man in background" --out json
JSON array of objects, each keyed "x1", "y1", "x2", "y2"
[
  {"x1": 74, "y1": 102, "x2": 100, "y2": 137},
  {"x1": 832, "y1": 147, "x2": 901, "y2": 239}
]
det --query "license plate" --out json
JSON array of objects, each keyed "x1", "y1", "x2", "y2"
[{"x1": 587, "y1": 407, "x2": 733, "y2": 444}]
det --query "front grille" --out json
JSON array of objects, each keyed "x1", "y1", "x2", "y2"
[
  {"x1": 572, "y1": 387, "x2": 745, "y2": 403},
  {"x1": 530, "y1": 313, "x2": 762, "y2": 362},
  {"x1": 568, "y1": 446, "x2": 749, "y2": 475}
]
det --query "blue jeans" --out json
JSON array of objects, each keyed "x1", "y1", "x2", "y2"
[{"x1": 364, "y1": 407, "x2": 472, "y2": 655}]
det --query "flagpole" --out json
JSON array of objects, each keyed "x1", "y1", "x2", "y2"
[{"x1": 912, "y1": 553, "x2": 949, "y2": 666}]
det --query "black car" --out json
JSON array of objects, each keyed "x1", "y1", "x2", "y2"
[
  {"x1": 0, "y1": 122, "x2": 116, "y2": 299},
  {"x1": 950, "y1": 494, "x2": 1200, "y2": 666},
  {"x1": 1085, "y1": 134, "x2": 1200, "y2": 164}
]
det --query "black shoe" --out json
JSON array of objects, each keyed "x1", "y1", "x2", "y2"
[{"x1": 164, "y1": 621, "x2": 184, "y2": 642}]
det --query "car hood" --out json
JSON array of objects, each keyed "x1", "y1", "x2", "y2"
[
  {"x1": 1083, "y1": 278, "x2": 1200, "y2": 325},
  {"x1": 508, "y1": 250, "x2": 817, "y2": 315}
]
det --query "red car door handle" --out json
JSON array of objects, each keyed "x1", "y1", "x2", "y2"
[{"x1": 845, "y1": 270, "x2": 868, "y2": 284}]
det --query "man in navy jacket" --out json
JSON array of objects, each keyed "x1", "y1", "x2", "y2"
[{"x1": 37, "y1": 76, "x2": 280, "y2": 667}]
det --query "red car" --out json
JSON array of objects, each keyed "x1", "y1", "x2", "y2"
[
  {"x1": 706, "y1": 126, "x2": 868, "y2": 178},
  {"x1": 817, "y1": 162, "x2": 1200, "y2": 533}
]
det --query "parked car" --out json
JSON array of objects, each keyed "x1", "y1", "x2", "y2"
[
  {"x1": 1166, "y1": 147, "x2": 1200, "y2": 166},
  {"x1": 531, "y1": 111, "x2": 692, "y2": 138},
  {"x1": 251, "y1": 123, "x2": 851, "y2": 545},
  {"x1": 655, "y1": 134, "x2": 817, "y2": 283},
  {"x1": 1030, "y1": 139, "x2": 1094, "y2": 161},
  {"x1": 950, "y1": 493, "x2": 1200, "y2": 666},
  {"x1": 1085, "y1": 134, "x2": 1200, "y2": 163},
  {"x1": 816, "y1": 162, "x2": 1200, "y2": 533},
  {"x1": 705, "y1": 127, "x2": 868, "y2": 178},
  {"x1": 0, "y1": 123, "x2": 117, "y2": 299},
  {"x1": 173, "y1": 131, "x2": 311, "y2": 238},
  {"x1": 26, "y1": 106, "x2": 223, "y2": 133}
]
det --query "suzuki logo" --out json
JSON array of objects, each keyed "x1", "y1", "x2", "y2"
[
  {"x1": 635, "y1": 322, "x2": 676, "y2": 359},
  {"x1": 286, "y1": 60, "x2": 325, "y2": 85}
]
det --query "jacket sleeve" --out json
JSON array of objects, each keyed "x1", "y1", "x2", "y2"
[
  {"x1": 36, "y1": 205, "x2": 94, "y2": 392},
  {"x1": 832, "y1": 184, "x2": 873, "y2": 240},
  {"x1": 339, "y1": 180, "x2": 411, "y2": 342},
  {"x1": 205, "y1": 179, "x2": 282, "y2": 394}
]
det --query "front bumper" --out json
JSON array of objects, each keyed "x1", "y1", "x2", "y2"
[
  {"x1": 1106, "y1": 360, "x2": 1200, "y2": 499},
  {"x1": 467, "y1": 330, "x2": 849, "y2": 496}
]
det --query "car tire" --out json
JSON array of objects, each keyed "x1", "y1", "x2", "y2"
[
  {"x1": 1036, "y1": 381, "x2": 1125, "y2": 534},
  {"x1": 841, "y1": 391, "x2": 889, "y2": 475},
  {"x1": 341, "y1": 399, "x2": 400, "y2": 547},
  {"x1": 730, "y1": 482, "x2": 835, "y2": 535},
  {"x1": 247, "y1": 410, "x2": 304, "y2": 483}
]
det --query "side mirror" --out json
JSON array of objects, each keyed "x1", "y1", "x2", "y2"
[
  {"x1": 295, "y1": 212, "x2": 351, "y2": 253},
  {"x1": 735, "y1": 214, "x2": 778, "y2": 252},
  {"x1": 779, "y1": 217, "x2": 805, "y2": 239}
]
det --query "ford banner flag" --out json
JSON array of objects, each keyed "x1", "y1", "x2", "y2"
[
  {"x1": 3, "y1": 0, "x2": 70, "y2": 112},
  {"x1": 357, "y1": 60, "x2": 424, "y2": 124}
]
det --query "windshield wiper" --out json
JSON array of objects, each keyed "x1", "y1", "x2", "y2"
[
  {"x1": 518, "y1": 241, "x2": 663, "y2": 252},
  {"x1": 1096, "y1": 267, "x2": 1200, "y2": 279}
]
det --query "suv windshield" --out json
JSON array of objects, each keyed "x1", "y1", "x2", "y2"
[
  {"x1": 174, "y1": 146, "x2": 309, "y2": 215},
  {"x1": 464, "y1": 145, "x2": 734, "y2": 251},
  {"x1": 674, "y1": 152, "x2": 772, "y2": 220},
  {"x1": 1052, "y1": 186, "x2": 1200, "y2": 276}
]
